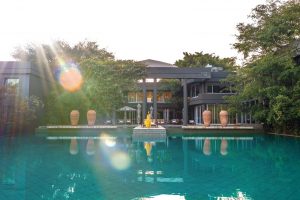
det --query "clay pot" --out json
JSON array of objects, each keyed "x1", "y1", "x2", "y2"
[
  {"x1": 70, "y1": 110, "x2": 79, "y2": 126},
  {"x1": 219, "y1": 110, "x2": 228, "y2": 127},
  {"x1": 87, "y1": 110, "x2": 96, "y2": 126},
  {"x1": 202, "y1": 110, "x2": 212, "y2": 127},
  {"x1": 69, "y1": 139, "x2": 78, "y2": 155}
]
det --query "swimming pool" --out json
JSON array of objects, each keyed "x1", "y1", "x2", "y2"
[{"x1": 0, "y1": 132, "x2": 300, "y2": 200}]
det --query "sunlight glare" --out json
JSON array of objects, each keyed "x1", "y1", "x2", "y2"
[
  {"x1": 100, "y1": 132, "x2": 116, "y2": 147},
  {"x1": 58, "y1": 62, "x2": 83, "y2": 92},
  {"x1": 110, "y1": 151, "x2": 131, "y2": 170}
]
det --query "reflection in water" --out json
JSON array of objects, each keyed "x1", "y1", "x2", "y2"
[
  {"x1": 144, "y1": 142, "x2": 154, "y2": 162},
  {"x1": 110, "y1": 151, "x2": 131, "y2": 170},
  {"x1": 2, "y1": 134, "x2": 300, "y2": 200},
  {"x1": 100, "y1": 132, "x2": 116, "y2": 147},
  {"x1": 220, "y1": 139, "x2": 228, "y2": 156},
  {"x1": 86, "y1": 139, "x2": 95, "y2": 156},
  {"x1": 69, "y1": 138, "x2": 78, "y2": 155},
  {"x1": 203, "y1": 138, "x2": 211, "y2": 156}
]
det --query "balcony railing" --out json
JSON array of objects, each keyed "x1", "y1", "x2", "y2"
[
  {"x1": 128, "y1": 99, "x2": 172, "y2": 103},
  {"x1": 189, "y1": 93, "x2": 235, "y2": 105}
]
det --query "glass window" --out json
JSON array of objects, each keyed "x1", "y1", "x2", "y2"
[
  {"x1": 5, "y1": 78, "x2": 19, "y2": 88},
  {"x1": 163, "y1": 92, "x2": 172, "y2": 101},
  {"x1": 128, "y1": 92, "x2": 136, "y2": 102},
  {"x1": 207, "y1": 85, "x2": 213, "y2": 93},
  {"x1": 191, "y1": 85, "x2": 199, "y2": 97},
  {"x1": 213, "y1": 85, "x2": 220, "y2": 93},
  {"x1": 4, "y1": 78, "x2": 20, "y2": 94},
  {"x1": 145, "y1": 78, "x2": 154, "y2": 83},
  {"x1": 147, "y1": 91, "x2": 153, "y2": 102},
  {"x1": 207, "y1": 84, "x2": 220, "y2": 93},
  {"x1": 137, "y1": 92, "x2": 143, "y2": 102},
  {"x1": 157, "y1": 92, "x2": 164, "y2": 102}
]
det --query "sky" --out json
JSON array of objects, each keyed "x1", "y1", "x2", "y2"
[{"x1": 0, "y1": 0, "x2": 267, "y2": 64}]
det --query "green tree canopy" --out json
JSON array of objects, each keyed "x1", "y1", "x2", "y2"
[
  {"x1": 234, "y1": 0, "x2": 300, "y2": 61},
  {"x1": 175, "y1": 51, "x2": 236, "y2": 71},
  {"x1": 12, "y1": 40, "x2": 115, "y2": 70},
  {"x1": 227, "y1": 0, "x2": 300, "y2": 134},
  {"x1": 14, "y1": 40, "x2": 146, "y2": 125}
]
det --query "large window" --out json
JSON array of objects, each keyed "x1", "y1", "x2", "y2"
[
  {"x1": 147, "y1": 91, "x2": 153, "y2": 102},
  {"x1": 137, "y1": 92, "x2": 143, "y2": 102},
  {"x1": 128, "y1": 92, "x2": 136, "y2": 102},
  {"x1": 4, "y1": 78, "x2": 20, "y2": 94},
  {"x1": 158, "y1": 91, "x2": 172, "y2": 102},
  {"x1": 128, "y1": 92, "x2": 143, "y2": 103},
  {"x1": 207, "y1": 84, "x2": 220, "y2": 93},
  {"x1": 128, "y1": 91, "x2": 171, "y2": 103},
  {"x1": 163, "y1": 92, "x2": 172, "y2": 101},
  {"x1": 5, "y1": 78, "x2": 19, "y2": 88},
  {"x1": 190, "y1": 84, "x2": 199, "y2": 97}
]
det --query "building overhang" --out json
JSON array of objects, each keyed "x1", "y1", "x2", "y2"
[
  {"x1": 145, "y1": 67, "x2": 211, "y2": 79},
  {"x1": 188, "y1": 93, "x2": 234, "y2": 105}
]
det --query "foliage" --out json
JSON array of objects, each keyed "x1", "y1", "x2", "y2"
[
  {"x1": 0, "y1": 86, "x2": 44, "y2": 132},
  {"x1": 80, "y1": 59, "x2": 145, "y2": 113},
  {"x1": 13, "y1": 41, "x2": 147, "y2": 125},
  {"x1": 12, "y1": 40, "x2": 114, "y2": 69},
  {"x1": 227, "y1": 0, "x2": 300, "y2": 134},
  {"x1": 43, "y1": 87, "x2": 89, "y2": 125},
  {"x1": 234, "y1": 0, "x2": 300, "y2": 61},
  {"x1": 175, "y1": 51, "x2": 236, "y2": 71}
]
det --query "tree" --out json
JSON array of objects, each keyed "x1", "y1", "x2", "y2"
[
  {"x1": 12, "y1": 40, "x2": 115, "y2": 69},
  {"x1": 80, "y1": 59, "x2": 145, "y2": 113},
  {"x1": 0, "y1": 86, "x2": 44, "y2": 133},
  {"x1": 14, "y1": 40, "x2": 146, "y2": 125},
  {"x1": 175, "y1": 51, "x2": 236, "y2": 71},
  {"x1": 227, "y1": 0, "x2": 300, "y2": 134}
]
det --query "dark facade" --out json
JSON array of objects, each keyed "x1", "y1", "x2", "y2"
[
  {"x1": 186, "y1": 67, "x2": 236, "y2": 124},
  {"x1": 126, "y1": 60, "x2": 235, "y2": 126},
  {"x1": 0, "y1": 61, "x2": 53, "y2": 127},
  {"x1": 0, "y1": 61, "x2": 53, "y2": 100},
  {"x1": 0, "y1": 60, "x2": 237, "y2": 126}
]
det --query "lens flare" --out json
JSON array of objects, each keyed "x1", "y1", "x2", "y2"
[
  {"x1": 110, "y1": 151, "x2": 131, "y2": 170},
  {"x1": 57, "y1": 62, "x2": 83, "y2": 92},
  {"x1": 100, "y1": 132, "x2": 116, "y2": 147},
  {"x1": 105, "y1": 138, "x2": 116, "y2": 147}
]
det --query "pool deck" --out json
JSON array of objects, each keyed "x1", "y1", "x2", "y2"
[
  {"x1": 41, "y1": 125, "x2": 118, "y2": 129},
  {"x1": 35, "y1": 123, "x2": 263, "y2": 137},
  {"x1": 132, "y1": 125, "x2": 167, "y2": 142},
  {"x1": 35, "y1": 125, "x2": 118, "y2": 136},
  {"x1": 182, "y1": 124, "x2": 256, "y2": 130}
]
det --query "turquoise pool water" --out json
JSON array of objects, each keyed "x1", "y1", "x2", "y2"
[{"x1": 0, "y1": 132, "x2": 300, "y2": 200}]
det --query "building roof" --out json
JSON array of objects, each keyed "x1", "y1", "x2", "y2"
[
  {"x1": 0, "y1": 61, "x2": 32, "y2": 74},
  {"x1": 0, "y1": 61, "x2": 30, "y2": 68},
  {"x1": 140, "y1": 59, "x2": 178, "y2": 68}
]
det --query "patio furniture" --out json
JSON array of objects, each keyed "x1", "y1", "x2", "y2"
[{"x1": 104, "y1": 120, "x2": 112, "y2": 125}]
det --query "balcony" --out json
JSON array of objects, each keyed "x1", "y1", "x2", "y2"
[
  {"x1": 189, "y1": 93, "x2": 235, "y2": 105},
  {"x1": 128, "y1": 98, "x2": 172, "y2": 104}
]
